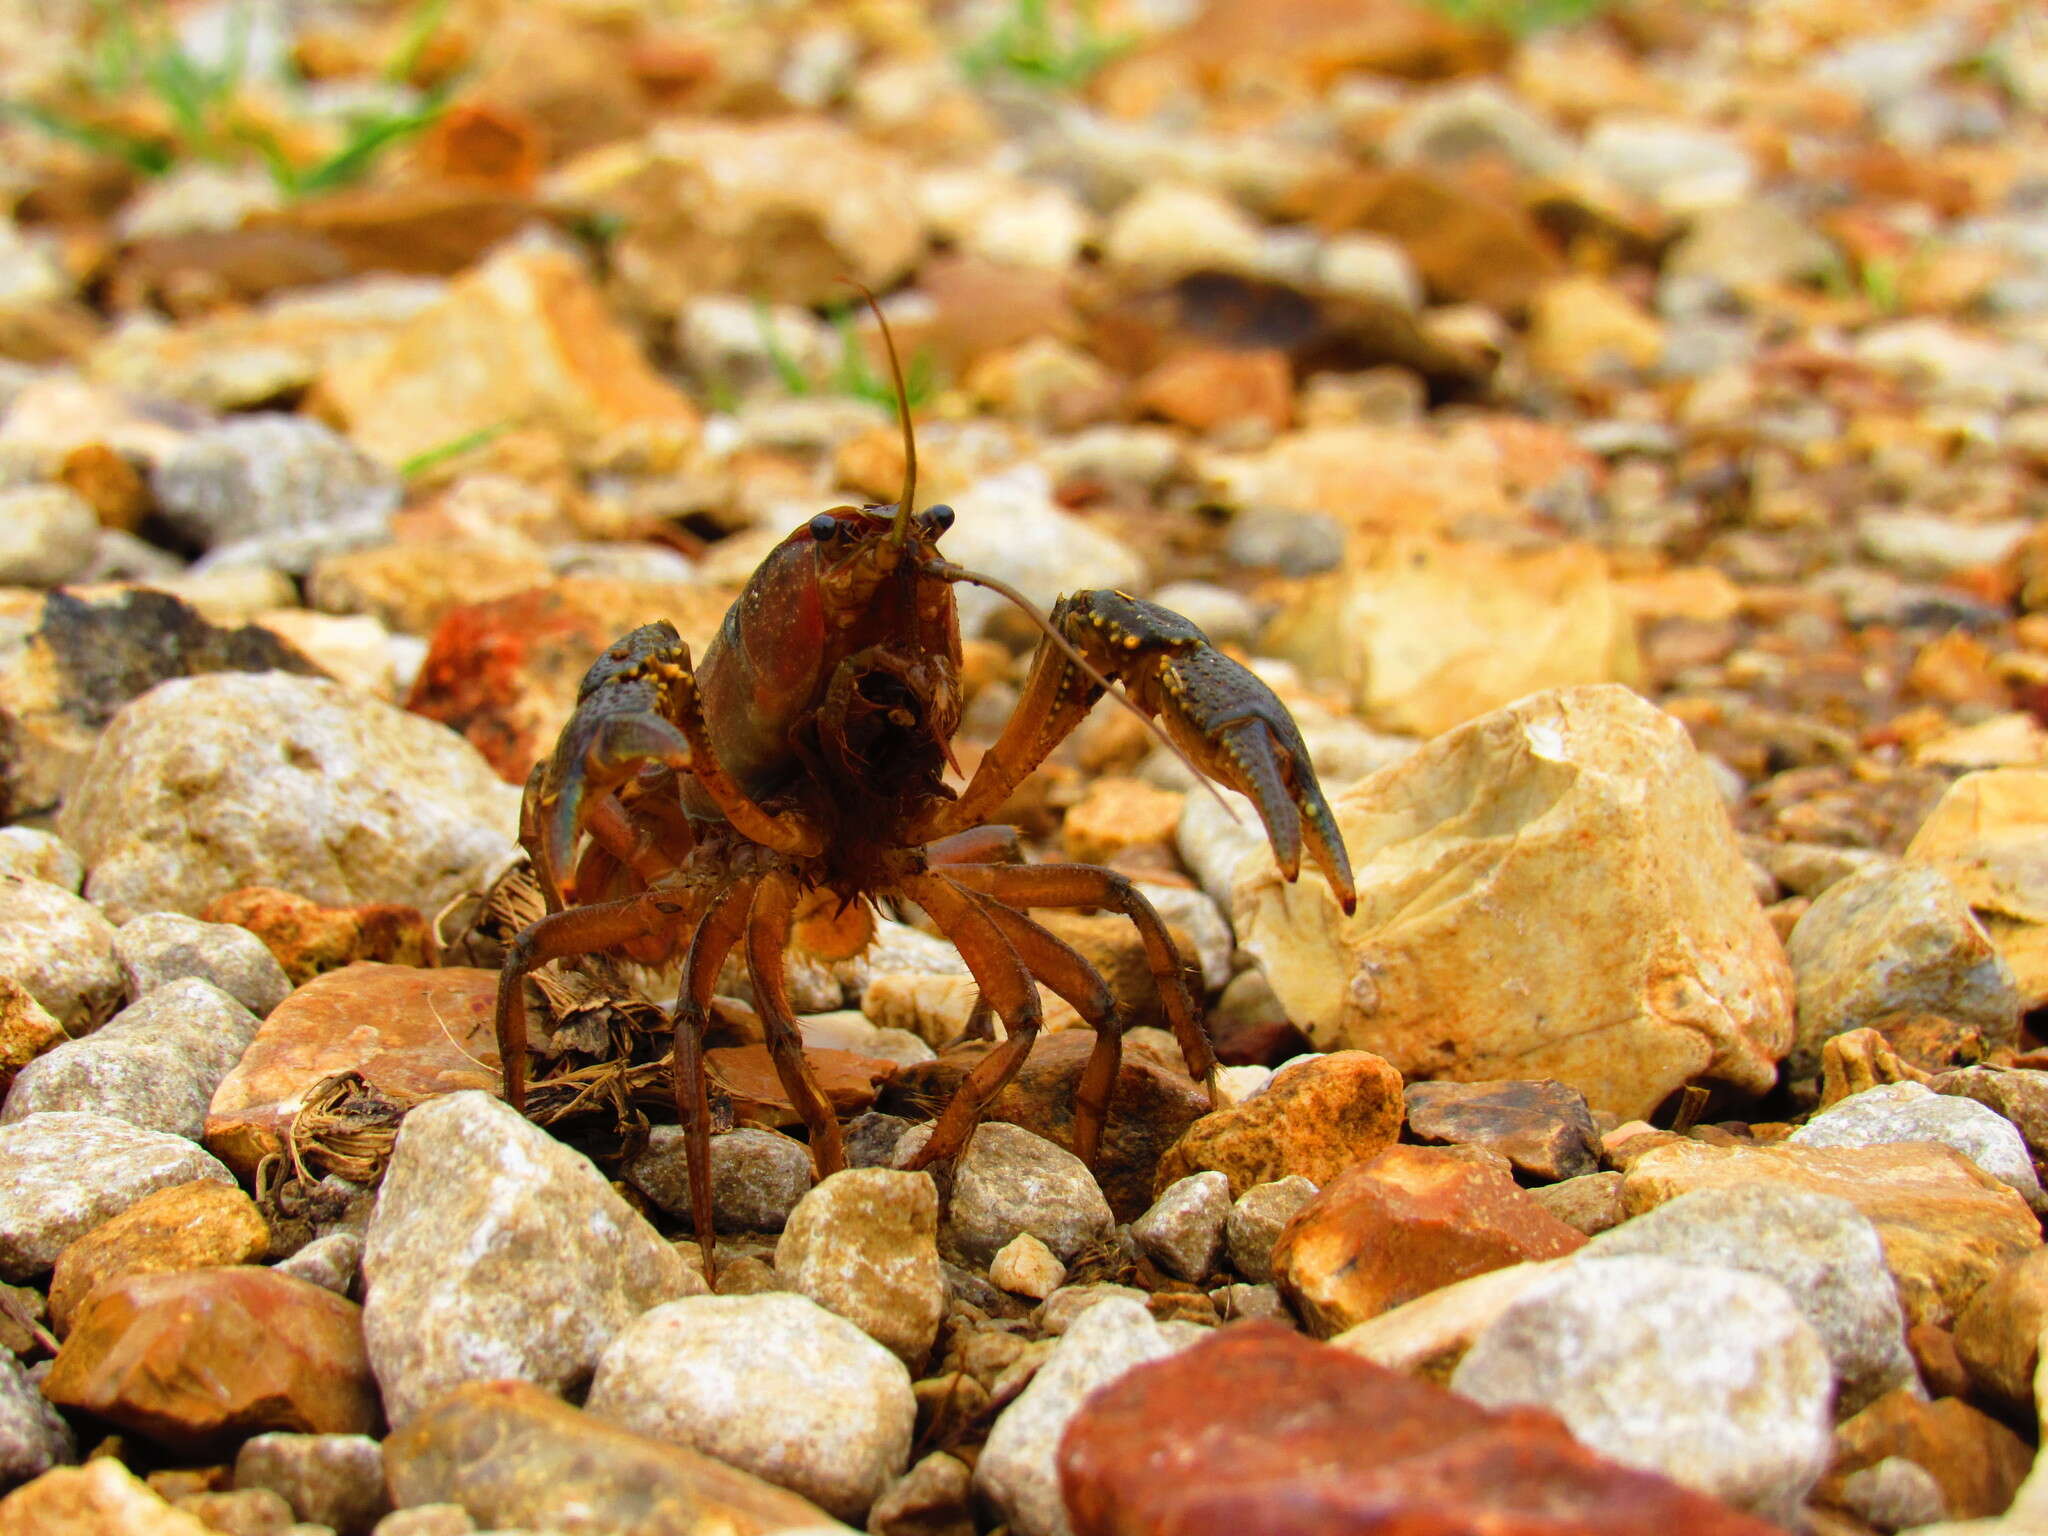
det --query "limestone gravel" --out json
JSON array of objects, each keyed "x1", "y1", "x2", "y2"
[
  {"x1": 112, "y1": 913, "x2": 293, "y2": 1017},
  {"x1": 0, "y1": 876, "x2": 121, "y2": 1032}
]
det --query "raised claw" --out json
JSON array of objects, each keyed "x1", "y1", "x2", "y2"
[
  {"x1": 1073, "y1": 591, "x2": 1358, "y2": 914},
  {"x1": 525, "y1": 622, "x2": 695, "y2": 904}
]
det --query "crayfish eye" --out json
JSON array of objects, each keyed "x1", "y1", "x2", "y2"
[
  {"x1": 808, "y1": 512, "x2": 839, "y2": 542},
  {"x1": 922, "y1": 504, "x2": 955, "y2": 536}
]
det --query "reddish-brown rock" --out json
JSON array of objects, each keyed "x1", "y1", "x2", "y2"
[
  {"x1": 1830, "y1": 1389, "x2": 2032, "y2": 1521},
  {"x1": 407, "y1": 579, "x2": 733, "y2": 783},
  {"x1": 1272, "y1": 1145, "x2": 1587, "y2": 1337},
  {"x1": 204, "y1": 963, "x2": 500, "y2": 1178},
  {"x1": 1403, "y1": 1079, "x2": 1602, "y2": 1182},
  {"x1": 48, "y1": 1180, "x2": 270, "y2": 1336},
  {"x1": 704, "y1": 1043, "x2": 897, "y2": 1125},
  {"x1": 1057, "y1": 1323, "x2": 1785, "y2": 1536},
  {"x1": 1155, "y1": 1051, "x2": 1404, "y2": 1200},
  {"x1": 882, "y1": 1030, "x2": 1210, "y2": 1222},
  {"x1": 43, "y1": 1266, "x2": 380, "y2": 1453},
  {"x1": 1307, "y1": 167, "x2": 1564, "y2": 314},
  {"x1": 200, "y1": 886, "x2": 436, "y2": 985},
  {"x1": 1133, "y1": 348, "x2": 1293, "y2": 436}
]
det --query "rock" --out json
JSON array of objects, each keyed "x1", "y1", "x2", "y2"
[
  {"x1": 1232, "y1": 686, "x2": 1793, "y2": 1122},
  {"x1": 624, "y1": 1126, "x2": 814, "y2": 1233},
  {"x1": 881, "y1": 1028, "x2": 1210, "y2": 1223},
  {"x1": 1102, "y1": 183, "x2": 1263, "y2": 282},
  {"x1": 360, "y1": 1090, "x2": 700, "y2": 1425},
  {"x1": 1793, "y1": 1081, "x2": 2045, "y2": 1211},
  {"x1": 0, "y1": 828, "x2": 82, "y2": 891},
  {"x1": 381, "y1": 1379, "x2": 836, "y2": 1533},
  {"x1": 0, "y1": 587, "x2": 324, "y2": 823},
  {"x1": 1905, "y1": 769, "x2": 2048, "y2": 1009},
  {"x1": 772, "y1": 1167, "x2": 945, "y2": 1372},
  {"x1": 868, "y1": 1451, "x2": 972, "y2": 1536},
  {"x1": 0, "y1": 486, "x2": 97, "y2": 587},
  {"x1": 1225, "y1": 1175, "x2": 1319, "y2": 1284},
  {"x1": 1955, "y1": 1246, "x2": 2048, "y2": 1413},
  {"x1": 0, "y1": 877, "x2": 120, "y2": 1033},
  {"x1": 316, "y1": 245, "x2": 699, "y2": 469},
  {"x1": 48, "y1": 1179, "x2": 269, "y2": 1336},
  {"x1": 1933, "y1": 1067, "x2": 2048, "y2": 1169},
  {"x1": 276, "y1": 1231, "x2": 362, "y2": 1298},
  {"x1": 1403, "y1": 1079, "x2": 1601, "y2": 1182},
  {"x1": 1037, "y1": 1283, "x2": 1148, "y2": 1338},
  {"x1": 1785, "y1": 865, "x2": 2019, "y2": 1082},
  {"x1": 1832, "y1": 1388, "x2": 2032, "y2": 1522},
  {"x1": 169, "y1": 1487, "x2": 295, "y2": 1534},
  {"x1": 0, "y1": 981, "x2": 62, "y2": 1100},
  {"x1": 1272, "y1": 1145, "x2": 1587, "y2": 1337},
  {"x1": 3, "y1": 979, "x2": 260, "y2": 1140},
  {"x1": 200, "y1": 888, "x2": 436, "y2": 986},
  {"x1": 894, "y1": 1122, "x2": 1113, "y2": 1269},
  {"x1": 1584, "y1": 116, "x2": 1755, "y2": 215},
  {"x1": 1153, "y1": 1051, "x2": 1403, "y2": 1199},
  {"x1": 0, "y1": 1112, "x2": 235, "y2": 1280},
  {"x1": 1526, "y1": 1170, "x2": 1628, "y2": 1236},
  {"x1": 0, "y1": 1352, "x2": 73, "y2": 1490},
  {"x1": 1525, "y1": 277, "x2": 1665, "y2": 385},
  {"x1": 587, "y1": 1292, "x2": 913, "y2": 1522},
  {"x1": 203, "y1": 964, "x2": 499, "y2": 1179},
  {"x1": 989, "y1": 1234, "x2": 1067, "y2": 1301},
  {"x1": 59, "y1": 673, "x2": 520, "y2": 926},
  {"x1": 307, "y1": 541, "x2": 553, "y2": 639},
  {"x1": 0, "y1": 1458, "x2": 218, "y2": 1535},
  {"x1": 1830, "y1": 1455, "x2": 1946, "y2": 1532},
  {"x1": 1331, "y1": 1258, "x2": 1570, "y2": 1383},
  {"x1": 935, "y1": 466, "x2": 1144, "y2": 640},
  {"x1": 112, "y1": 913, "x2": 293, "y2": 1017},
  {"x1": 548, "y1": 118, "x2": 922, "y2": 314},
  {"x1": 799, "y1": 1013, "x2": 933, "y2": 1070},
  {"x1": 148, "y1": 415, "x2": 399, "y2": 573},
  {"x1": 1264, "y1": 539, "x2": 1637, "y2": 739},
  {"x1": 234, "y1": 1433, "x2": 388, "y2": 1536},
  {"x1": 1620, "y1": 1140, "x2": 2041, "y2": 1327},
  {"x1": 1451, "y1": 1256, "x2": 1831, "y2": 1524},
  {"x1": 975, "y1": 1298, "x2": 1198, "y2": 1536},
  {"x1": 1059, "y1": 1322, "x2": 1785, "y2": 1536},
  {"x1": 1059, "y1": 778, "x2": 1188, "y2": 869},
  {"x1": 1664, "y1": 201, "x2": 1839, "y2": 295},
  {"x1": 1581, "y1": 1183, "x2": 1918, "y2": 1416},
  {"x1": 1131, "y1": 1173, "x2": 1231, "y2": 1283},
  {"x1": 1820, "y1": 1026, "x2": 1939, "y2": 1107},
  {"x1": 1314, "y1": 167, "x2": 1562, "y2": 313},
  {"x1": 44, "y1": 1267, "x2": 379, "y2": 1453}
]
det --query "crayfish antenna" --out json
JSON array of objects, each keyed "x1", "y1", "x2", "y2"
[{"x1": 848, "y1": 280, "x2": 916, "y2": 548}]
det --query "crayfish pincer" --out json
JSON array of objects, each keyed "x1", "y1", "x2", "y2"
[{"x1": 494, "y1": 308, "x2": 1354, "y2": 1280}]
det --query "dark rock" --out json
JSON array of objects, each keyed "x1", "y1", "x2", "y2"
[{"x1": 1404, "y1": 1079, "x2": 1601, "y2": 1181}]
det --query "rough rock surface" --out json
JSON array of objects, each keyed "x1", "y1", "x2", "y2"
[
  {"x1": 586, "y1": 1292, "x2": 914, "y2": 1522},
  {"x1": 894, "y1": 1122, "x2": 1113, "y2": 1267},
  {"x1": 1331, "y1": 1258, "x2": 1570, "y2": 1382},
  {"x1": 625, "y1": 1126, "x2": 815, "y2": 1233},
  {"x1": 1131, "y1": 1172, "x2": 1231, "y2": 1283},
  {"x1": 233, "y1": 1432, "x2": 389, "y2": 1536},
  {"x1": 0, "y1": 876, "x2": 120, "y2": 1032},
  {"x1": 360, "y1": 1090, "x2": 701, "y2": 1425},
  {"x1": 59, "y1": 672, "x2": 521, "y2": 924},
  {"x1": 1403, "y1": 1079, "x2": 1601, "y2": 1182},
  {"x1": 3, "y1": 978, "x2": 261, "y2": 1140},
  {"x1": 0, "y1": 1458, "x2": 217, "y2": 1535},
  {"x1": 1060, "y1": 1322, "x2": 1786, "y2": 1536},
  {"x1": 1231, "y1": 686, "x2": 1793, "y2": 1121},
  {"x1": 0, "y1": 1112, "x2": 236, "y2": 1280},
  {"x1": 48, "y1": 1179, "x2": 270, "y2": 1335},
  {"x1": 1225, "y1": 1175, "x2": 1320, "y2": 1284},
  {"x1": 1451, "y1": 1256, "x2": 1834, "y2": 1524},
  {"x1": 0, "y1": 1352, "x2": 74, "y2": 1489},
  {"x1": 111, "y1": 913, "x2": 293, "y2": 1018},
  {"x1": 1153, "y1": 1051, "x2": 1403, "y2": 1197},
  {"x1": 775, "y1": 1167, "x2": 945, "y2": 1371},
  {"x1": 1582, "y1": 1183, "x2": 1918, "y2": 1416},
  {"x1": 1792, "y1": 1080, "x2": 2046, "y2": 1210},
  {"x1": 975, "y1": 1298, "x2": 1200, "y2": 1536},
  {"x1": 380, "y1": 1379, "x2": 837, "y2": 1534},
  {"x1": 1272, "y1": 1145, "x2": 1587, "y2": 1336},
  {"x1": 1785, "y1": 864, "x2": 2020, "y2": 1080}
]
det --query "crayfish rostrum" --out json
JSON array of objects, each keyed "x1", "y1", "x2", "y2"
[{"x1": 495, "y1": 315, "x2": 1355, "y2": 1279}]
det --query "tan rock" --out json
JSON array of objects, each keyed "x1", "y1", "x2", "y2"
[
  {"x1": 315, "y1": 245, "x2": 698, "y2": 470},
  {"x1": 1154, "y1": 1050, "x2": 1404, "y2": 1199},
  {"x1": 1132, "y1": 347, "x2": 1292, "y2": 436},
  {"x1": 1272, "y1": 1145, "x2": 1586, "y2": 1337},
  {"x1": 204, "y1": 963, "x2": 500, "y2": 1180},
  {"x1": 1820, "y1": 1028, "x2": 1936, "y2": 1107},
  {"x1": 1199, "y1": 422, "x2": 1519, "y2": 538},
  {"x1": 45, "y1": 1267, "x2": 380, "y2": 1453},
  {"x1": 0, "y1": 1459, "x2": 217, "y2": 1536},
  {"x1": 0, "y1": 976, "x2": 64, "y2": 1096},
  {"x1": 199, "y1": 887, "x2": 436, "y2": 986},
  {"x1": 544, "y1": 118, "x2": 923, "y2": 314},
  {"x1": 49, "y1": 1180, "x2": 270, "y2": 1336},
  {"x1": 1906, "y1": 769, "x2": 2048, "y2": 1008},
  {"x1": 306, "y1": 541, "x2": 551, "y2": 637},
  {"x1": 1331, "y1": 1258, "x2": 1571, "y2": 1382},
  {"x1": 1622, "y1": 1140, "x2": 2041, "y2": 1326},
  {"x1": 1060, "y1": 777, "x2": 1188, "y2": 868},
  {"x1": 1263, "y1": 537, "x2": 1639, "y2": 737},
  {"x1": 1310, "y1": 166, "x2": 1561, "y2": 313},
  {"x1": 1525, "y1": 276, "x2": 1665, "y2": 384},
  {"x1": 1526, "y1": 1170, "x2": 1628, "y2": 1236},
  {"x1": 1233, "y1": 685, "x2": 1792, "y2": 1121},
  {"x1": 1954, "y1": 1248, "x2": 2048, "y2": 1411}
]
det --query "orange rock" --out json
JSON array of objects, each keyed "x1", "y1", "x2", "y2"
[
  {"x1": 0, "y1": 1459, "x2": 218, "y2": 1536},
  {"x1": 1155, "y1": 1051, "x2": 1404, "y2": 1198},
  {"x1": 44, "y1": 1267, "x2": 380, "y2": 1453},
  {"x1": 1061, "y1": 777, "x2": 1188, "y2": 868},
  {"x1": 1272, "y1": 1145, "x2": 1587, "y2": 1337},
  {"x1": 56, "y1": 443, "x2": 149, "y2": 531},
  {"x1": 204, "y1": 963, "x2": 500, "y2": 1179},
  {"x1": 49, "y1": 1181, "x2": 270, "y2": 1336},
  {"x1": 1166, "y1": 0, "x2": 1508, "y2": 91},
  {"x1": 1830, "y1": 1389, "x2": 2031, "y2": 1521},
  {"x1": 1307, "y1": 167, "x2": 1562, "y2": 314},
  {"x1": 200, "y1": 886, "x2": 437, "y2": 985},
  {"x1": 305, "y1": 540, "x2": 551, "y2": 637},
  {"x1": 1133, "y1": 347, "x2": 1293, "y2": 436},
  {"x1": 416, "y1": 100, "x2": 546, "y2": 195},
  {"x1": 0, "y1": 978, "x2": 64, "y2": 1098}
]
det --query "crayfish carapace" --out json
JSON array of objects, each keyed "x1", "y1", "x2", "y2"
[{"x1": 495, "y1": 303, "x2": 1355, "y2": 1280}]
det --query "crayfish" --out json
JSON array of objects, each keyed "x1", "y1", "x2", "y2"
[{"x1": 495, "y1": 306, "x2": 1355, "y2": 1279}]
